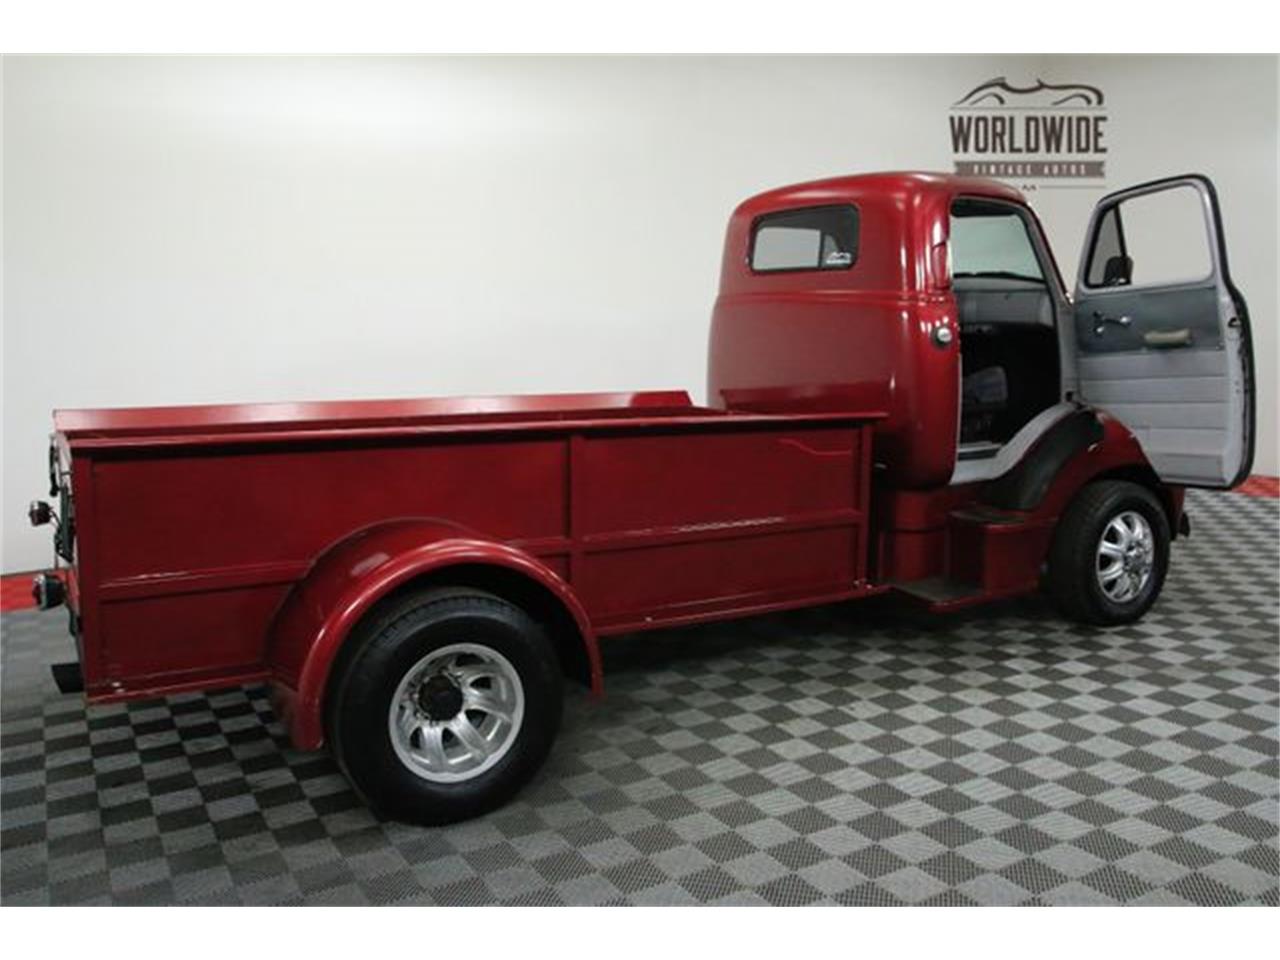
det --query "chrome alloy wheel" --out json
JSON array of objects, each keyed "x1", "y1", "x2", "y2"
[
  {"x1": 1095, "y1": 509, "x2": 1155, "y2": 604},
  {"x1": 388, "y1": 643, "x2": 525, "y2": 783}
]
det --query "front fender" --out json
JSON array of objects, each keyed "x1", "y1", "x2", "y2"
[
  {"x1": 1030, "y1": 411, "x2": 1160, "y2": 521},
  {"x1": 267, "y1": 518, "x2": 598, "y2": 750}
]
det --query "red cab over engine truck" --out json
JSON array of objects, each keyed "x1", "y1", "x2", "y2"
[{"x1": 29, "y1": 172, "x2": 1254, "y2": 824}]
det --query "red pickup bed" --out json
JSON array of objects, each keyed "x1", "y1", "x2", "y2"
[{"x1": 53, "y1": 390, "x2": 881, "y2": 748}]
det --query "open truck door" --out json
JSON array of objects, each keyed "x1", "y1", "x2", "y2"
[{"x1": 1073, "y1": 174, "x2": 1255, "y2": 488}]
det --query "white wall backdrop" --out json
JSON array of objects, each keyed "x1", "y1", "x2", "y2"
[{"x1": 3, "y1": 55, "x2": 1276, "y2": 573}]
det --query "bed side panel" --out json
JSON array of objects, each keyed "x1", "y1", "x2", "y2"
[{"x1": 81, "y1": 437, "x2": 568, "y2": 695}]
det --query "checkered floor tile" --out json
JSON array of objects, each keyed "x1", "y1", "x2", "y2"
[{"x1": 2, "y1": 489, "x2": 1276, "y2": 905}]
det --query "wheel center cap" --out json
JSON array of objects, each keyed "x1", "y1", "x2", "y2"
[{"x1": 418, "y1": 675, "x2": 463, "y2": 721}]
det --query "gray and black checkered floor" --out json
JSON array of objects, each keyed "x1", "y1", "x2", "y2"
[{"x1": 2, "y1": 489, "x2": 1277, "y2": 906}]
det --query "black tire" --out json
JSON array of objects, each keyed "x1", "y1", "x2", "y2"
[
  {"x1": 327, "y1": 587, "x2": 563, "y2": 825},
  {"x1": 1047, "y1": 480, "x2": 1171, "y2": 626}
]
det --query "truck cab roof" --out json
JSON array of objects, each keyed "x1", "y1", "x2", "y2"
[
  {"x1": 734, "y1": 171, "x2": 1025, "y2": 219},
  {"x1": 719, "y1": 172, "x2": 1031, "y2": 298}
]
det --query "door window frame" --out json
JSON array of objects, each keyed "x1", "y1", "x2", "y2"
[
  {"x1": 947, "y1": 194, "x2": 1077, "y2": 406},
  {"x1": 1078, "y1": 175, "x2": 1226, "y2": 295}
]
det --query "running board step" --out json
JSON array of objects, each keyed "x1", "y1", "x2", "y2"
[
  {"x1": 890, "y1": 577, "x2": 985, "y2": 605},
  {"x1": 946, "y1": 507, "x2": 1047, "y2": 599},
  {"x1": 950, "y1": 505, "x2": 1025, "y2": 526}
]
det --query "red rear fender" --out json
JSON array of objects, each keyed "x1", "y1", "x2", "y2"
[{"x1": 266, "y1": 518, "x2": 598, "y2": 750}]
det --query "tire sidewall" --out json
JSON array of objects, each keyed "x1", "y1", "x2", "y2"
[
  {"x1": 1078, "y1": 486, "x2": 1171, "y2": 623},
  {"x1": 336, "y1": 596, "x2": 562, "y2": 824}
]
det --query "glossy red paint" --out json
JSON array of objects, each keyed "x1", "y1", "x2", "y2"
[
  {"x1": 709, "y1": 172, "x2": 1025, "y2": 489},
  {"x1": 35, "y1": 172, "x2": 1194, "y2": 756},
  {"x1": 871, "y1": 482, "x2": 980, "y2": 584},
  {"x1": 52, "y1": 390, "x2": 881, "y2": 745},
  {"x1": 268, "y1": 520, "x2": 600, "y2": 749},
  {"x1": 878, "y1": 413, "x2": 1174, "y2": 605},
  {"x1": 707, "y1": 172, "x2": 1174, "y2": 613},
  {"x1": 53, "y1": 389, "x2": 692, "y2": 441}
]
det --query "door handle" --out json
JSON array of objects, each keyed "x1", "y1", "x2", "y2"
[
  {"x1": 1092, "y1": 311, "x2": 1132, "y2": 336},
  {"x1": 1143, "y1": 328, "x2": 1193, "y2": 348}
]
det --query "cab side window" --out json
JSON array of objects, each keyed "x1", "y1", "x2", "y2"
[{"x1": 751, "y1": 205, "x2": 859, "y2": 273}]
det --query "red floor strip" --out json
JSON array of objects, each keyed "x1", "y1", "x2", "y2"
[
  {"x1": 1235, "y1": 474, "x2": 1280, "y2": 498},
  {"x1": 1, "y1": 572, "x2": 41, "y2": 613},
  {"x1": 2, "y1": 476, "x2": 1276, "y2": 612}
]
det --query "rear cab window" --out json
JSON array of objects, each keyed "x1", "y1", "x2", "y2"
[{"x1": 750, "y1": 205, "x2": 859, "y2": 273}]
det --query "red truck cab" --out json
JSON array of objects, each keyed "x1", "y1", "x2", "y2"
[
  {"x1": 29, "y1": 171, "x2": 1254, "y2": 824},
  {"x1": 711, "y1": 171, "x2": 1253, "y2": 600}
]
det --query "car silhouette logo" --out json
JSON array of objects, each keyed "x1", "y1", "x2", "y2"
[{"x1": 954, "y1": 77, "x2": 1105, "y2": 109}]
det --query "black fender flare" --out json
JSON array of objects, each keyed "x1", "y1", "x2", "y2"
[{"x1": 982, "y1": 410, "x2": 1105, "y2": 511}]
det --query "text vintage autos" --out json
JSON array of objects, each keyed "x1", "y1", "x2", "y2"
[{"x1": 29, "y1": 172, "x2": 1254, "y2": 824}]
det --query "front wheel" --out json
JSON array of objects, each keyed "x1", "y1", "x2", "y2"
[
  {"x1": 1047, "y1": 480, "x2": 1171, "y2": 626},
  {"x1": 327, "y1": 588, "x2": 563, "y2": 825}
]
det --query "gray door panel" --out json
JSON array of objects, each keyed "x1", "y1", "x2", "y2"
[
  {"x1": 1072, "y1": 175, "x2": 1254, "y2": 489},
  {"x1": 1079, "y1": 351, "x2": 1238, "y2": 484},
  {"x1": 1073, "y1": 284, "x2": 1221, "y2": 355}
]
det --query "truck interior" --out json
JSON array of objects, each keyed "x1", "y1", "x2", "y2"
[{"x1": 950, "y1": 197, "x2": 1065, "y2": 484}]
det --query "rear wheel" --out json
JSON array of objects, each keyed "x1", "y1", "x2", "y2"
[
  {"x1": 1047, "y1": 480, "x2": 1171, "y2": 626},
  {"x1": 328, "y1": 588, "x2": 563, "y2": 825}
]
